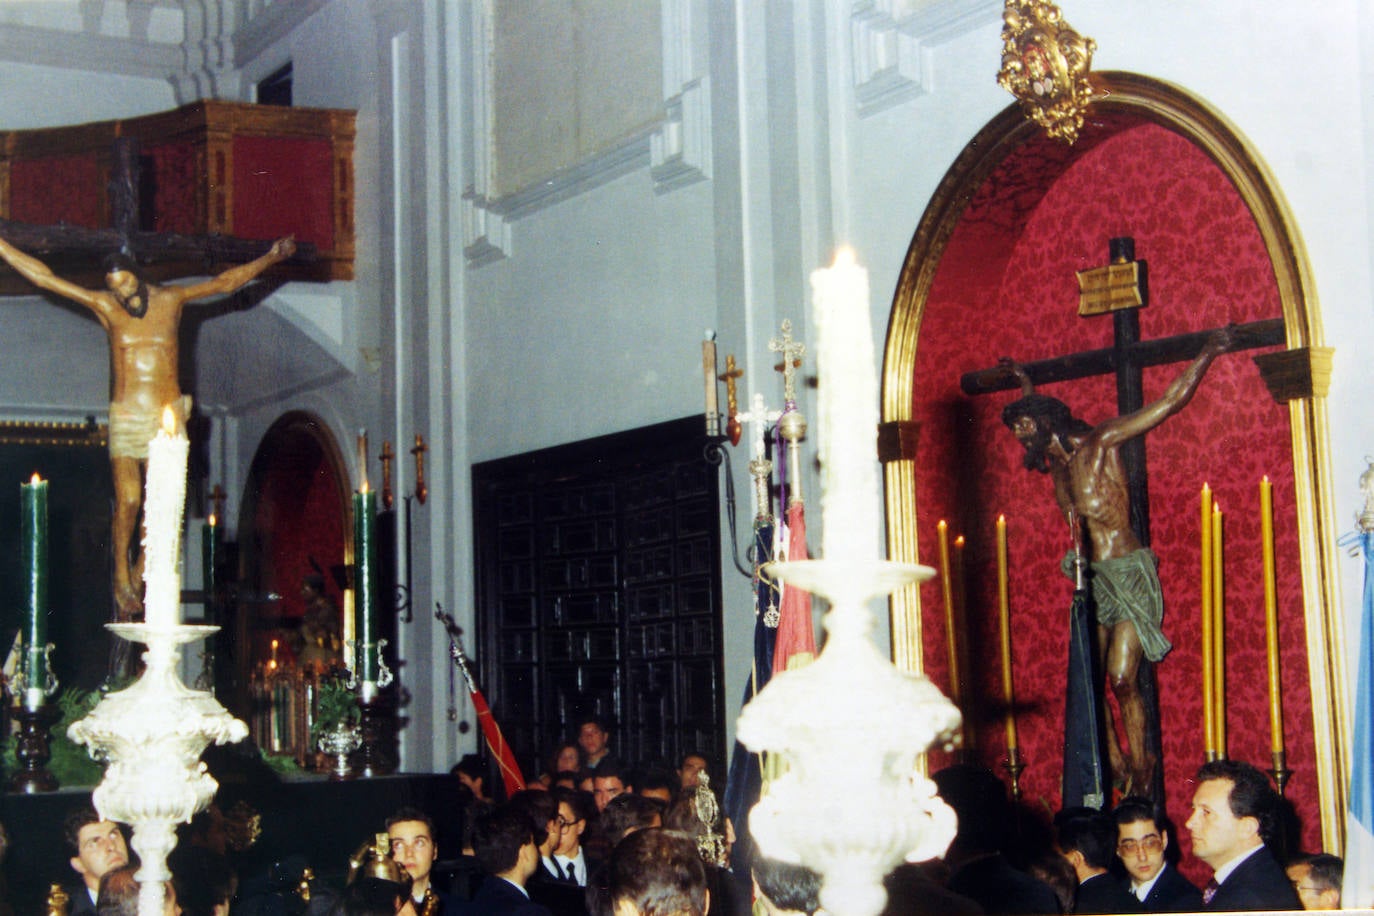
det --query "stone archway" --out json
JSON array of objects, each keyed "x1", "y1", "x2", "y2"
[{"x1": 880, "y1": 73, "x2": 1344, "y2": 850}]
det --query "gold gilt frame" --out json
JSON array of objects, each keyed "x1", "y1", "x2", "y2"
[{"x1": 880, "y1": 72, "x2": 1347, "y2": 852}]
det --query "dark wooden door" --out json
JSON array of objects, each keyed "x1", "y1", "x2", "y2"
[{"x1": 472, "y1": 416, "x2": 725, "y2": 778}]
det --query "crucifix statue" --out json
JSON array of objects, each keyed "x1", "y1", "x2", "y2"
[
  {"x1": 963, "y1": 237, "x2": 1283, "y2": 801},
  {"x1": 0, "y1": 137, "x2": 298, "y2": 621}
]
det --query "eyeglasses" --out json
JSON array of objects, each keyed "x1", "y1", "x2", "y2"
[
  {"x1": 1117, "y1": 834, "x2": 1163, "y2": 854},
  {"x1": 556, "y1": 816, "x2": 583, "y2": 830}
]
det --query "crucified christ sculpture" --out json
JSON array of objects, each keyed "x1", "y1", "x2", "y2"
[
  {"x1": 999, "y1": 324, "x2": 1234, "y2": 795},
  {"x1": 0, "y1": 234, "x2": 295, "y2": 620}
]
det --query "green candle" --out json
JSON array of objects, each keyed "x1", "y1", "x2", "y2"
[
  {"x1": 21, "y1": 474, "x2": 48, "y2": 698},
  {"x1": 354, "y1": 487, "x2": 379, "y2": 683}
]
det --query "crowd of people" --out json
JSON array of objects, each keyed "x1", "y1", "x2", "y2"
[{"x1": 23, "y1": 716, "x2": 1349, "y2": 915}]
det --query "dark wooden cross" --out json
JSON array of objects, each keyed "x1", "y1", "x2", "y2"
[
  {"x1": 0, "y1": 136, "x2": 311, "y2": 278},
  {"x1": 960, "y1": 236, "x2": 1284, "y2": 547},
  {"x1": 960, "y1": 236, "x2": 1286, "y2": 802}
]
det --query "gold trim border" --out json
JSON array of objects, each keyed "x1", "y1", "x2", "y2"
[
  {"x1": 0, "y1": 418, "x2": 107, "y2": 448},
  {"x1": 880, "y1": 71, "x2": 1346, "y2": 852}
]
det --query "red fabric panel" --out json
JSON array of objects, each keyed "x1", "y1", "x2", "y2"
[
  {"x1": 8, "y1": 154, "x2": 101, "y2": 227},
  {"x1": 147, "y1": 141, "x2": 200, "y2": 234},
  {"x1": 232, "y1": 136, "x2": 334, "y2": 248},
  {"x1": 910, "y1": 121, "x2": 1317, "y2": 873}
]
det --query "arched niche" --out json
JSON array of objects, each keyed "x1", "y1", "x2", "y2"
[
  {"x1": 881, "y1": 72, "x2": 1344, "y2": 850},
  {"x1": 234, "y1": 411, "x2": 349, "y2": 712}
]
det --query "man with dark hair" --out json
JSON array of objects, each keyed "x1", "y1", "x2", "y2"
[
  {"x1": 592, "y1": 763, "x2": 633, "y2": 814},
  {"x1": 677, "y1": 754, "x2": 708, "y2": 791},
  {"x1": 1185, "y1": 759, "x2": 1300, "y2": 910},
  {"x1": 577, "y1": 717, "x2": 613, "y2": 770},
  {"x1": 752, "y1": 856, "x2": 821, "y2": 916},
  {"x1": 549, "y1": 788, "x2": 597, "y2": 889},
  {"x1": 65, "y1": 807, "x2": 131, "y2": 915},
  {"x1": 0, "y1": 233, "x2": 295, "y2": 619},
  {"x1": 1054, "y1": 808, "x2": 1139, "y2": 914},
  {"x1": 509, "y1": 790, "x2": 588, "y2": 916},
  {"x1": 1286, "y1": 852, "x2": 1343, "y2": 910},
  {"x1": 604, "y1": 829, "x2": 708, "y2": 916},
  {"x1": 97, "y1": 864, "x2": 180, "y2": 916},
  {"x1": 634, "y1": 767, "x2": 679, "y2": 805},
  {"x1": 388, "y1": 806, "x2": 446, "y2": 914},
  {"x1": 448, "y1": 805, "x2": 552, "y2": 916},
  {"x1": 452, "y1": 754, "x2": 491, "y2": 803},
  {"x1": 601, "y1": 794, "x2": 664, "y2": 848},
  {"x1": 1000, "y1": 327, "x2": 1233, "y2": 794},
  {"x1": 1112, "y1": 796, "x2": 1200, "y2": 911}
]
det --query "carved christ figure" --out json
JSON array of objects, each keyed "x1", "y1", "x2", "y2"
[
  {"x1": 998, "y1": 325, "x2": 1234, "y2": 795},
  {"x1": 0, "y1": 235, "x2": 296, "y2": 619}
]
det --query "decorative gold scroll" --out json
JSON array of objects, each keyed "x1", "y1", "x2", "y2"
[{"x1": 996, "y1": 0, "x2": 1097, "y2": 144}]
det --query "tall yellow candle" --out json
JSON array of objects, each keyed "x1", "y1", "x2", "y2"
[
  {"x1": 937, "y1": 521, "x2": 960, "y2": 706},
  {"x1": 1200, "y1": 482, "x2": 1215, "y2": 756},
  {"x1": 1212, "y1": 501, "x2": 1226, "y2": 757},
  {"x1": 996, "y1": 514, "x2": 1017, "y2": 752},
  {"x1": 1261, "y1": 476, "x2": 1284, "y2": 754}
]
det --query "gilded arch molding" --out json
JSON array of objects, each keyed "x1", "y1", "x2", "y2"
[{"x1": 880, "y1": 71, "x2": 1346, "y2": 850}]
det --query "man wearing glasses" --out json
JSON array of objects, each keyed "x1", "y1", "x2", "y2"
[
  {"x1": 1114, "y1": 796, "x2": 1202, "y2": 911},
  {"x1": 550, "y1": 787, "x2": 596, "y2": 888}
]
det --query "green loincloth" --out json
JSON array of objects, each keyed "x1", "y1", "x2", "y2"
[{"x1": 1061, "y1": 548, "x2": 1172, "y2": 662}]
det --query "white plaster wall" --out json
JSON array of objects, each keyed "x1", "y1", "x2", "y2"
[{"x1": 0, "y1": 61, "x2": 175, "y2": 127}]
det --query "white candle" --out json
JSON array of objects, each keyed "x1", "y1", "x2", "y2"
[
  {"x1": 703, "y1": 330, "x2": 720, "y2": 436},
  {"x1": 810, "y1": 248, "x2": 879, "y2": 566},
  {"x1": 143, "y1": 406, "x2": 189, "y2": 628}
]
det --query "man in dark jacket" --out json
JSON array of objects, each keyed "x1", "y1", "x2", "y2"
[
  {"x1": 1113, "y1": 797, "x2": 1202, "y2": 911},
  {"x1": 1185, "y1": 760, "x2": 1301, "y2": 911},
  {"x1": 1055, "y1": 807, "x2": 1139, "y2": 914},
  {"x1": 446, "y1": 805, "x2": 552, "y2": 916}
]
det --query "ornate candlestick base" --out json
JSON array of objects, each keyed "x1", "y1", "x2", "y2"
[
  {"x1": 10, "y1": 703, "x2": 59, "y2": 793},
  {"x1": 69, "y1": 623, "x2": 247, "y2": 916},
  {"x1": 739, "y1": 558, "x2": 961, "y2": 916},
  {"x1": 1002, "y1": 747, "x2": 1027, "y2": 799},
  {"x1": 1269, "y1": 749, "x2": 1293, "y2": 796},
  {"x1": 353, "y1": 686, "x2": 399, "y2": 777}
]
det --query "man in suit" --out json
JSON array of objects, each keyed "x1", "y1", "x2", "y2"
[
  {"x1": 446, "y1": 804, "x2": 552, "y2": 916},
  {"x1": 1113, "y1": 796, "x2": 1202, "y2": 911},
  {"x1": 63, "y1": 807, "x2": 130, "y2": 916},
  {"x1": 509, "y1": 790, "x2": 588, "y2": 916},
  {"x1": 388, "y1": 806, "x2": 448, "y2": 915},
  {"x1": 550, "y1": 787, "x2": 598, "y2": 887},
  {"x1": 1185, "y1": 759, "x2": 1301, "y2": 911},
  {"x1": 1286, "y1": 853, "x2": 1343, "y2": 910},
  {"x1": 1054, "y1": 807, "x2": 1140, "y2": 913}
]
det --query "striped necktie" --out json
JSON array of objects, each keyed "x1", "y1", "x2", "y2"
[{"x1": 1203, "y1": 878, "x2": 1219, "y2": 905}]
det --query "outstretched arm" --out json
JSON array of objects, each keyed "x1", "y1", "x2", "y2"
[
  {"x1": 1097, "y1": 325, "x2": 1236, "y2": 447},
  {"x1": 175, "y1": 236, "x2": 296, "y2": 302},
  {"x1": 0, "y1": 234, "x2": 106, "y2": 311}
]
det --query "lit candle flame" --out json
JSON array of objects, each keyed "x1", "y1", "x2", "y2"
[
  {"x1": 161, "y1": 405, "x2": 177, "y2": 435},
  {"x1": 29, "y1": 472, "x2": 42, "y2": 485},
  {"x1": 209, "y1": 513, "x2": 217, "y2": 527}
]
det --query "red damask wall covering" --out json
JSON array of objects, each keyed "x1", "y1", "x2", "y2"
[{"x1": 908, "y1": 118, "x2": 1317, "y2": 875}]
